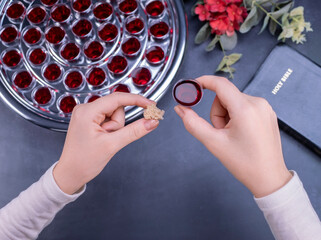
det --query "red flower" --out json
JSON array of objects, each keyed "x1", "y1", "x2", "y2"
[
  {"x1": 233, "y1": 21, "x2": 241, "y2": 31},
  {"x1": 227, "y1": 4, "x2": 245, "y2": 23},
  {"x1": 225, "y1": 0, "x2": 243, "y2": 4},
  {"x1": 206, "y1": 0, "x2": 226, "y2": 13},
  {"x1": 210, "y1": 15, "x2": 229, "y2": 35},
  {"x1": 241, "y1": 6, "x2": 248, "y2": 19},
  {"x1": 195, "y1": 4, "x2": 211, "y2": 21},
  {"x1": 227, "y1": 21, "x2": 237, "y2": 36},
  {"x1": 195, "y1": 0, "x2": 249, "y2": 37}
]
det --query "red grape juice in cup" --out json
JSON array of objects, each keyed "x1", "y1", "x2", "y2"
[{"x1": 173, "y1": 79, "x2": 203, "y2": 106}]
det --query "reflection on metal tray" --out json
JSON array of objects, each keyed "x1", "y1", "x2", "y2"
[{"x1": 0, "y1": 0, "x2": 187, "y2": 131}]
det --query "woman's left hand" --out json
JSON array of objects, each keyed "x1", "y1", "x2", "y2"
[{"x1": 53, "y1": 93, "x2": 159, "y2": 195}]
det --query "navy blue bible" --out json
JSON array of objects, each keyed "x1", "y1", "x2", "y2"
[{"x1": 243, "y1": 44, "x2": 321, "y2": 155}]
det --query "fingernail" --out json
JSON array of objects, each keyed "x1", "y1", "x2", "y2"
[
  {"x1": 144, "y1": 120, "x2": 159, "y2": 131},
  {"x1": 148, "y1": 100, "x2": 156, "y2": 105},
  {"x1": 174, "y1": 105, "x2": 185, "y2": 118}
]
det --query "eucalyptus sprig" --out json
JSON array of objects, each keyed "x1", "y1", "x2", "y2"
[
  {"x1": 242, "y1": 1, "x2": 313, "y2": 44},
  {"x1": 192, "y1": 0, "x2": 313, "y2": 79},
  {"x1": 216, "y1": 52, "x2": 242, "y2": 79}
]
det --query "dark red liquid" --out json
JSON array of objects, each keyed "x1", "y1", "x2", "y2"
[
  {"x1": 3, "y1": 50, "x2": 21, "y2": 67},
  {"x1": 24, "y1": 27, "x2": 41, "y2": 44},
  {"x1": 43, "y1": 63, "x2": 61, "y2": 81},
  {"x1": 113, "y1": 84, "x2": 130, "y2": 93},
  {"x1": 60, "y1": 43, "x2": 80, "y2": 61},
  {"x1": 93, "y1": 3, "x2": 113, "y2": 20},
  {"x1": 41, "y1": 0, "x2": 58, "y2": 7},
  {"x1": 122, "y1": 37, "x2": 140, "y2": 56},
  {"x1": 72, "y1": 19, "x2": 92, "y2": 37},
  {"x1": 6, "y1": 2, "x2": 25, "y2": 19},
  {"x1": 51, "y1": 4, "x2": 71, "y2": 23},
  {"x1": 87, "y1": 67, "x2": 106, "y2": 86},
  {"x1": 107, "y1": 56, "x2": 128, "y2": 74},
  {"x1": 132, "y1": 67, "x2": 151, "y2": 86},
  {"x1": 87, "y1": 95, "x2": 100, "y2": 103},
  {"x1": 84, "y1": 41, "x2": 104, "y2": 60},
  {"x1": 34, "y1": 87, "x2": 52, "y2": 105},
  {"x1": 29, "y1": 48, "x2": 46, "y2": 65},
  {"x1": 126, "y1": 18, "x2": 144, "y2": 34},
  {"x1": 173, "y1": 80, "x2": 203, "y2": 106},
  {"x1": 14, "y1": 71, "x2": 32, "y2": 89},
  {"x1": 146, "y1": 1, "x2": 164, "y2": 17},
  {"x1": 45, "y1": 26, "x2": 65, "y2": 44},
  {"x1": 65, "y1": 71, "x2": 83, "y2": 89},
  {"x1": 98, "y1": 23, "x2": 118, "y2": 42},
  {"x1": 59, "y1": 96, "x2": 77, "y2": 113},
  {"x1": 146, "y1": 46, "x2": 164, "y2": 64},
  {"x1": 119, "y1": 0, "x2": 137, "y2": 14},
  {"x1": 150, "y1": 22, "x2": 169, "y2": 38},
  {"x1": 73, "y1": 0, "x2": 91, "y2": 12},
  {"x1": 27, "y1": 7, "x2": 46, "y2": 24},
  {"x1": 0, "y1": 26, "x2": 18, "y2": 43}
]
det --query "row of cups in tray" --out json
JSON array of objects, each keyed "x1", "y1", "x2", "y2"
[
  {"x1": 4, "y1": 0, "x2": 166, "y2": 25},
  {"x1": 0, "y1": 16, "x2": 169, "y2": 53},
  {"x1": 12, "y1": 65, "x2": 152, "y2": 114},
  {"x1": 1, "y1": 41, "x2": 165, "y2": 75},
  {"x1": 12, "y1": 58, "x2": 157, "y2": 90},
  {"x1": 28, "y1": 85, "x2": 125, "y2": 115},
  {"x1": 1, "y1": 16, "x2": 170, "y2": 46}
]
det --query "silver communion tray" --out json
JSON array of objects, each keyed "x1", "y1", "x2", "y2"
[{"x1": 0, "y1": 0, "x2": 187, "y2": 131}]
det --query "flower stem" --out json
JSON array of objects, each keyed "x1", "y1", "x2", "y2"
[{"x1": 254, "y1": 2, "x2": 283, "y2": 27}]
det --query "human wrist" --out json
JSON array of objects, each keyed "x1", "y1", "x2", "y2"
[
  {"x1": 53, "y1": 160, "x2": 86, "y2": 195},
  {"x1": 250, "y1": 169, "x2": 293, "y2": 198}
]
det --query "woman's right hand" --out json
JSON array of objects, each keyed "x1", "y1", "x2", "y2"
[{"x1": 174, "y1": 76, "x2": 292, "y2": 198}]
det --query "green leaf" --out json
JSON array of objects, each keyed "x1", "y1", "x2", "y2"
[
  {"x1": 194, "y1": 23, "x2": 211, "y2": 45},
  {"x1": 215, "y1": 53, "x2": 241, "y2": 79},
  {"x1": 220, "y1": 33, "x2": 238, "y2": 51},
  {"x1": 240, "y1": 6, "x2": 257, "y2": 33},
  {"x1": 219, "y1": 66, "x2": 236, "y2": 79},
  {"x1": 270, "y1": 1, "x2": 294, "y2": 20},
  {"x1": 240, "y1": 6, "x2": 264, "y2": 33},
  {"x1": 206, "y1": 35, "x2": 219, "y2": 52},
  {"x1": 221, "y1": 67, "x2": 236, "y2": 73},
  {"x1": 281, "y1": 12, "x2": 290, "y2": 28},
  {"x1": 216, "y1": 56, "x2": 228, "y2": 72},
  {"x1": 243, "y1": 0, "x2": 253, "y2": 9},
  {"x1": 226, "y1": 53, "x2": 242, "y2": 65},
  {"x1": 259, "y1": 15, "x2": 270, "y2": 34},
  {"x1": 276, "y1": 0, "x2": 293, "y2": 8},
  {"x1": 255, "y1": 0, "x2": 271, "y2": 6},
  {"x1": 270, "y1": 2, "x2": 276, "y2": 12},
  {"x1": 269, "y1": 20, "x2": 277, "y2": 35}
]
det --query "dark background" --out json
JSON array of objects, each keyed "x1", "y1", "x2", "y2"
[{"x1": 1, "y1": 0, "x2": 320, "y2": 239}]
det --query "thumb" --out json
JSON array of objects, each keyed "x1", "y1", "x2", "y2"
[
  {"x1": 174, "y1": 105, "x2": 224, "y2": 149},
  {"x1": 111, "y1": 118, "x2": 159, "y2": 149}
]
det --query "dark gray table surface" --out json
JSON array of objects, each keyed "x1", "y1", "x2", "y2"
[{"x1": 1, "y1": 1, "x2": 320, "y2": 239}]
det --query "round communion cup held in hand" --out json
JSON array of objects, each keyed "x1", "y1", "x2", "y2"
[{"x1": 172, "y1": 79, "x2": 203, "y2": 106}]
